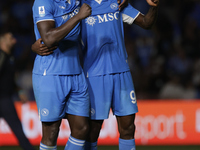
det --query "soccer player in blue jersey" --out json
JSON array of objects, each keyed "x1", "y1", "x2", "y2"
[
  {"x1": 81, "y1": 1, "x2": 159, "y2": 150},
  {"x1": 32, "y1": 0, "x2": 92, "y2": 150},
  {"x1": 32, "y1": 0, "x2": 159, "y2": 150}
]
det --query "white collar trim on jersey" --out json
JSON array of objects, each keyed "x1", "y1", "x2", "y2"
[{"x1": 95, "y1": 0, "x2": 102, "y2": 4}]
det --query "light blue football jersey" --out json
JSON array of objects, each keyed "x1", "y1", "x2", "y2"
[
  {"x1": 32, "y1": 0, "x2": 82, "y2": 75},
  {"x1": 81, "y1": 0, "x2": 140, "y2": 77}
]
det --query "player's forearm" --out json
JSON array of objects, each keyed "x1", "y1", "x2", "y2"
[
  {"x1": 37, "y1": 3, "x2": 91, "y2": 48},
  {"x1": 142, "y1": 6, "x2": 158, "y2": 29},
  {"x1": 39, "y1": 3, "x2": 91, "y2": 48},
  {"x1": 39, "y1": 16, "x2": 81, "y2": 48}
]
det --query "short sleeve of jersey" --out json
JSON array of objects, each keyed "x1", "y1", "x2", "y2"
[
  {"x1": 121, "y1": 4, "x2": 140, "y2": 25},
  {"x1": 33, "y1": 0, "x2": 54, "y2": 24}
]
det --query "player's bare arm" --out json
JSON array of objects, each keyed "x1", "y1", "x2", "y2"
[
  {"x1": 134, "y1": 0, "x2": 159, "y2": 29},
  {"x1": 37, "y1": 3, "x2": 91, "y2": 48}
]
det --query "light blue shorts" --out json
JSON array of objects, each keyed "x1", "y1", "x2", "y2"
[
  {"x1": 32, "y1": 71, "x2": 90, "y2": 122},
  {"x1": 87, "y1": 71, "x2": 138, "y2": 120}
]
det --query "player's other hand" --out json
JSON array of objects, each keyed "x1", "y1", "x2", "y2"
[
  {"x1": 118, "y1": 0, "x2": 128, "y2": 11},
  {"x1": 78, "y1": 3, "x2": 92, "y2": 20},
  {"x1": 31, "y1": 38, "x2": 56, "y2": 56},
  {"x1": 146, "y1": 0, "x2": 159, "y2": 7}
]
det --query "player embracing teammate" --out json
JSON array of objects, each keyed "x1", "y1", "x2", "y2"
[
  {"x1": 32, "y1": 0, "x2": 91, "y2": 150},
  {"x1": 32, "y1": 0, "x2": 159, "y2": 150}
]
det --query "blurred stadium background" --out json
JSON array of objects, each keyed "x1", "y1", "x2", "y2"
[{"x1": 1, "y1": 0, "x2": 200, "y2": 149}]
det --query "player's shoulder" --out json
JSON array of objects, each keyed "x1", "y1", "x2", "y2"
[
  {"x1": 33, "y1": 0, "x2": 55, "y2": 12},
  {"x1": 33, "y1": 0, "x2": 54, "y2": 7},
  {"x1": 34, "y1": 0, "x2": 54, "y2": 3}
]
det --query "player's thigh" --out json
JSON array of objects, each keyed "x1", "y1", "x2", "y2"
[
  {"x1": 86, "y1": 75, "x2": 113, "y2": 120},
  {"x1": 66, "y1": 71, "x2": 90, "y2": 117},
  {"x1": 32, "y1": 74, "x2": 69, "y2": 122},
  {"x1": 112, "y1": 71, "x2": 138, "y2": 116}
]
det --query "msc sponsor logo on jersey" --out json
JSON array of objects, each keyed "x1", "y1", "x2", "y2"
[
  {"x1": 62, "y1": 7, "x2": 80, "y2": 21},
  {"x1": 38, "y1": 6, "x2": 45, "y2": 17},
  {"x1": 86, "y1": 16, "x2": 97, "y2": 26},
  {"x1": 110, "y1": 3, "x2": 118, "y2": 10},
  {"x1": 130, "y1": 90, "x2": 136, "y2": 104},
  {"x1": 86, "y1": 12, "x2": 119, "y2": 26}
]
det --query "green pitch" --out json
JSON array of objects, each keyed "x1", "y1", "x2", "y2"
[{"x1": 1, "y1": 146, "x2": 200, "y2": 150}]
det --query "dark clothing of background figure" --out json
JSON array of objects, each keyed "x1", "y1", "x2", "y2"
[{"x1": 0, "y1": 49, "x2": 34, "y2": 150}]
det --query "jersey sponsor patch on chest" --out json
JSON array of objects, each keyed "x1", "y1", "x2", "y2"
[{"x1": 85, "y1": 16, "x2": 97, "y2": 26}]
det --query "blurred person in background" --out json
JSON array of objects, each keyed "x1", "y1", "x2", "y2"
[{"x1": 0, "y1": 31, "x2": 35, "y2": 150}]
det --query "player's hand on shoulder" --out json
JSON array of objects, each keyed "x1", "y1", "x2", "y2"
[
  {"x1": 31, "y1": 38, "x2": 56, "y2": 56},
  {"x1": 118, "y1": 0, "x2": 128, "y2": 11},
  {"x1": 146, "y1": 0, "x2": 159, "y2": 7},
  {"x1": 77, "y1": 3, "x2": 92, "y2": 20}
]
